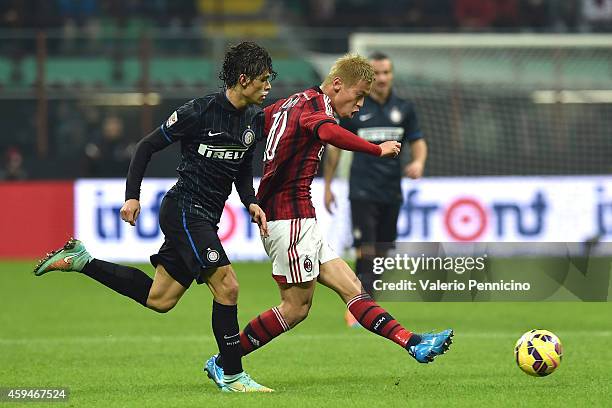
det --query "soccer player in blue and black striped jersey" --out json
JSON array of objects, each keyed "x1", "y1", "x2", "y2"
[{"x1": 33, "y1": 42, "x2": 275, "y2": 392}]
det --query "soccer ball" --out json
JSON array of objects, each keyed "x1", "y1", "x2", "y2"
[{"x1": 514, "y1": 329, "x2": 563, "y2": 377}]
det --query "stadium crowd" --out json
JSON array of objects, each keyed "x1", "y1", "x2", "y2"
[
  {"x1": 1, "y1": 0, "x2": 611, "y2": 33},
  {"x1": 1, "y1": 0, "x2": 611, "y2": 180}
]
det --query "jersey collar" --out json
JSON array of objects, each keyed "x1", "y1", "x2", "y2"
[
  {"x1": 311, "y1": 85, "x2": 324, "y2": 94},
  {"x1": 216, "y1": 90, "x2": 241, "y2": 112}
]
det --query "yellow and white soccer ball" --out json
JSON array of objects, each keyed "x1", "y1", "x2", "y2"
[{"x1": 514, "y1": 330, "x2": 563, "y2": 377}]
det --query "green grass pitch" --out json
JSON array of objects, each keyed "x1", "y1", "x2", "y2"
[{"x1": 1, "y1": 260, "x2": 611, "y2": 407}]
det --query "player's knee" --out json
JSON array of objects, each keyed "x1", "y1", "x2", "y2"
[
  {"x1": 218, "y1": 277, "x2": 239, "y2": 304},
  {"x1": 147, "y1": 295, "x2": 178, "y2": 313},
  {"x1": 280, "y1": 302, "x2": 311, "y2": 328},
  {"x1": 295, "y1": 303, "x2": 311, "y2": 324},
  {"x1": 222, "y1": 288, "x2": 238, "y2": 305},
  {"x1": 208, "y1": 265, "x2": 240, "y2": 304},
  {"x1": 228, "y1": 279, "x2": 239, "y2": 302},
  {"x1": 350, "y1": 274, "x2": 363, "y2": 292},
  {"x1": 148, "y1": 301, "x2": 174, "y2": 313}
]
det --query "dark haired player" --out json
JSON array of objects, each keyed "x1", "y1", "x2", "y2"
[
  {"x1": 205, "y1": 54, "x2": 452, "y2": 388},
  {"x1": 33, "y1": 42, "x2": 274, "y2": 393},
  {"x1": 324, "y1": 51, "x2": 428, "y2": 325}
]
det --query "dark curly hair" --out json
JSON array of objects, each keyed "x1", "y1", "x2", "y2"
[{"x1": 219, "y1": 42, "x2": 277, "y2": 88}]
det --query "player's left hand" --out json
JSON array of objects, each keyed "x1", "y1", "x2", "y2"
[
  {"x1": 404, "y1": 161, "x2": 424, "y2": 179},
  {"x1": 249, "y1": 204, "x2": 269, "y2": 238}
]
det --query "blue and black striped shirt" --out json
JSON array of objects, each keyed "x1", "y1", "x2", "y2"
[
  {"x1": 125, "y1": 91, "x2": 263, "y2": 225},
  {"x1": 340, "y1": 92, "x2": 423, "y2": 204}
]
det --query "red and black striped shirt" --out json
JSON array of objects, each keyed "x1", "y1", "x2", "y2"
[{"x1": 257, "y1": 87, "x2": 336, "y2": 220}]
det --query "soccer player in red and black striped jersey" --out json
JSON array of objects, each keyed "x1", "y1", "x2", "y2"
[
  {"x1": 204, "y1": 55, "x2": 453, "y2": 382},
  {"x1": 325, "y1": 52, "x2": 428, "y2": 326}
]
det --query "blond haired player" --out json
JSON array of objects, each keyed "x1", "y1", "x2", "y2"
[{"x1": 205, "y1": 54, "x2": 453, "y2": 388}]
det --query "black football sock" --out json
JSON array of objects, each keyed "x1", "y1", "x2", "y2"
[
  {"x1": 212, "y1": 301, "x2": 242, "y2": 375},
  {"x1": 407, "y1": 334, "x2": 422, "y2": 347},
  {"x1": 81, "y1": 259, "x2": 153, "y2": 306},
  {"x1": 355, "y1": 257, "x2": 376, "y2": 297}
]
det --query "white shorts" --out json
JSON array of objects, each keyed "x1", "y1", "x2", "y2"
[{"x1": 262, "y1": 218, "x2": 338, "y2": 284}]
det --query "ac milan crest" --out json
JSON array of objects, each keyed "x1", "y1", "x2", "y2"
[{"x1": 303, "y1": 256, "x2": 313, "y2": 273}]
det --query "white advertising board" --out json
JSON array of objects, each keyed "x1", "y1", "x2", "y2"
[
  {"x1": 396, "y1": 176, "x2": 612, "y2": 243},
  {"x1": 75, "y1": 176, "x2": 612, "y2": 262},
  {"x1": 74, "y1": 178, "x2": 337, "y2": 262}
]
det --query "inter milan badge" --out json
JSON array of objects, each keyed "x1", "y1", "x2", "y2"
[
  {"x1": 206, "y1": 248, "x2": 220, "y2": 263},
  {"x1": 242, "y1": 127, "x2": 255, "y2": 146},
  {"x1": 303, "y1": 256, "x2": 313, "y2": 273},
  {"x1": 389, "y1": 107, "x2": 403, "y2": 124}
]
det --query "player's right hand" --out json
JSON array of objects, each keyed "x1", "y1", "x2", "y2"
[
  {"x1": 379, "y1": 141, "x2": 401, "y2": 158},
  {"x1": 248, "y1": 203, "x2": 269, "y2": 238},
  {"x1": 120, "y1": 199, "x2": 141, "y2": 226},
  {"x1": 324, "y1": 186, "x2": 336, "y2": 214}
]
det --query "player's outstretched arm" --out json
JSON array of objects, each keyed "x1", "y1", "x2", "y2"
[{"x1": 318, "y1": 122, "x2": 384, "y2": 156}]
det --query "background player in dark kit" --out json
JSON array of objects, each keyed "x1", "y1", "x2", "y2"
[
  {"x1": 324, "y1": 52, "x2": 427, "y2": 313},
  {"x1": 33, "y1": 42, "x2": 275, "y2": 393}
]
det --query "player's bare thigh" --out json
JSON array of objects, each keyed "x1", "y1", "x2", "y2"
[
  {"x1": 317, "y1": 258, "x2": 363, "y2": 303},
  {"x1": 148, "y1": 263, "x2": 239, "y2": 309},
  {"x1": 147, "y1": 264, "x2": 188, "y2": 313},
  {"x1": 204, "y1": 264, "x2": 239, "y2": 305}
]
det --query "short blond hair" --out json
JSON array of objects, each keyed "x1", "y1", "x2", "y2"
[{"x1": 321, "y1": 53, "x2": 375, "y2": 87}]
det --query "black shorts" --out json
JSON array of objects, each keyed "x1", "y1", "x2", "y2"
[
  {"x1": 150, "y1": 196, "x2": 230, "y2": 289},
  {"x1": 350, "y1": 199, "x2": 400, "y2": 249}
]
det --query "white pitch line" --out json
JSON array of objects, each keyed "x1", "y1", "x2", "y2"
[{"x1": 0, "y1": 331, "x2": 610, "y2": 346}]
